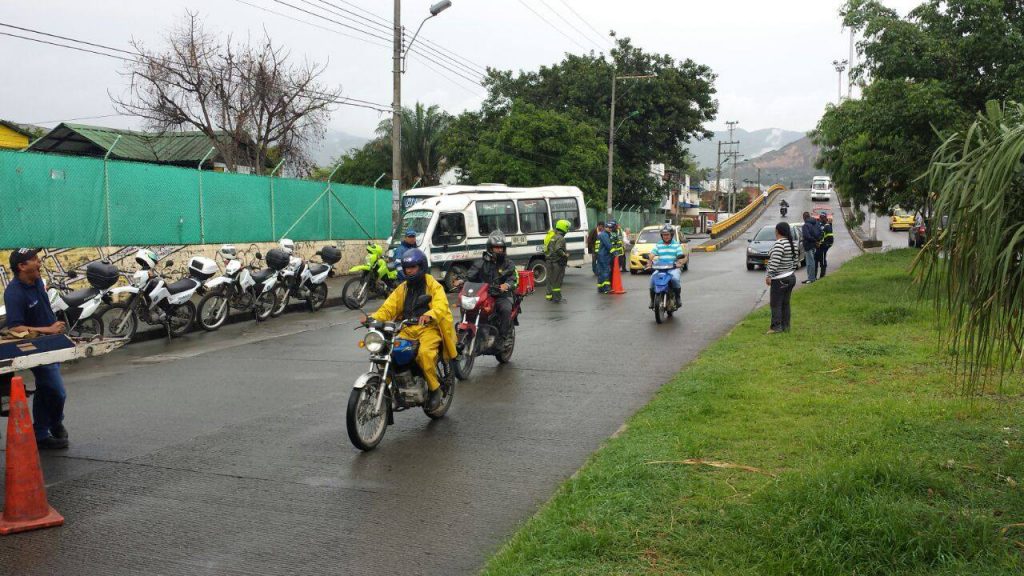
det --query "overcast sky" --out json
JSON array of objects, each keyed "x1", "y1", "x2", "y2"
[{"x1": 2, "y1": 0, "x2": 921, "y2": 138}]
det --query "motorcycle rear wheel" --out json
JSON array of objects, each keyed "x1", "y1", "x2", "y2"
[
  {"x1": 343, "y1": 277, "x2": 369, "y2": 309},
  {"x1": 270, "y1": 284, "x2": 289, "y2": 317},
  {"x1": 424, "y1": 362, "x2": 455, "y2": 419},
  {"x1": 307, "y1": 283, "x2": 328, "y2": 312},
  {"x1": 346, "y1": 376, "x2": 388, "y2": 451},
  {"x1": 168, "y1": 301, "x2": 196, "y2": 337},
  {"x1": 197, "y1": 291, "x2": 229, "y2": 331},
  {"x1": 102, "y1": 303, "x2": 138, "y2": 341}
]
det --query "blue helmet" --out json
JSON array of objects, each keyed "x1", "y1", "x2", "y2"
[
  {"x1": 400, "y1": 248, "x2": 428, "y2": 282},
  {"x1": 404, "y1": 228, "x2": 417, "y2": 238},
  {"x1": 608, "y1": 219, "x2": 618, "y2": 228}
]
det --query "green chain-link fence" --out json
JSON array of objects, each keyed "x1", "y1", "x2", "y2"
[
  {"x1": 585, "y1": 206, "x2": 661, "y2": 233},
  {"x1": 0, "y1": 149, "x2": 389, "y2": 249}
]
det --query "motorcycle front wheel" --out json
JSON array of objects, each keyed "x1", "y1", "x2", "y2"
[
  {"x1": 346, "y1": 376, "x2": 388, "y2": 451},
  {"x1": 197, "y1": 291, "x2": 230, "y2": 331},
  {"x1": 307, "y1": 283, "x2": 328, "y2": 312},
  {"x1": 654, "y1": 293, "x2": 665, "y2": 324},
  {"x1": 342, "y1": 276, "x2": 369, "y2": 310},
  {"x1": 254, "y1": 290, "x2": 277, "y2": 321},
  {"x1": 102, "y1": 303, "x2": 138, "y2": 341},
  {"x1": 270, "y1": 284, "x2": 289, "y2": 317},
  {"x1": 168, "y1": 301, "x2": 196, "y2": 337},
  {"x1": 496, "y1": 327, "x2": 515, "y2": 364},
  {"x1": 453, "y1": 332, "x2": 475, "y2": 380}
]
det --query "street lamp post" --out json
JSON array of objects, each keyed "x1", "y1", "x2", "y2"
[
  {"x1": 832, "y1": 59, "x2": 848, "y2": 104},
  {"x1": 606, "y1": 68, "x2": 656, "y2": 216},
  {"x1": 392, "y1": 1, "x2": 452, "y2": 232}
]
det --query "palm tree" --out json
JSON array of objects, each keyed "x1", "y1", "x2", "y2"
[
  {"x1": 376, "y1": 102, "x2": 452, "y2": 188},
  {"x1": 917, "y1": 100, "x2": 1024, "y2": 394}
]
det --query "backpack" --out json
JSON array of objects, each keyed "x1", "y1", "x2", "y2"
[{"x1": 543, "y1": 229, "x2": 556, "y2": 254}]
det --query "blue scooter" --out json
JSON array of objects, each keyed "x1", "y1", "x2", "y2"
[{"x1": 651, "y1": 263, "x2": 680, "y2": 324}]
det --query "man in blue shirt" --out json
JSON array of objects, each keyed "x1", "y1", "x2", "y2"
[
  {"x1": 392, "y1": 229, "x2": 418, "y2": 281},
  {"x1": 4, "y1": 248, "x2": 69, "y2": 449},
  {"x1": 645, "y1": 225, "x2": 684, "y2": 308},
  {"x1": 595, "y1": 225, "x2": 613, "y2": 294}
]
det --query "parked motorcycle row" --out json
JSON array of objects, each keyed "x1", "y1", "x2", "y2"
[{"x1": 26, "y1": 239, "x2": 344, "y2": 344}]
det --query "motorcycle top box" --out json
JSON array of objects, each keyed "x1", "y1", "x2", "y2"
[
  {"x1": 265, "y1": 248, "x2": 291, "y2": 271},
  {"x1": 188, "y1": 256, "x2": 218, "y2": 281},
  {"x1": 516, "y1": 270, "x2": 535, "y2": 296},
  {"x1": 320, "y1": 245, "x2": 342, "y2": 265},
  {"x1": 85, "y1": 261, "x2": 120, "y2": 290}
]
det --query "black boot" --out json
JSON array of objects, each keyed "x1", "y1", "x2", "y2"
[
  {"x1": 673, "y1": 289, "x2": 682, "y2": 310},
  {"x1": 648, "y1": 289, "x2": 656, "y2": 309},
  {"x1": 426, "y1": 387, "x2": 443, "y2": 411}
]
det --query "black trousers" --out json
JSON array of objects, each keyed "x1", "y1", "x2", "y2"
[
  {"x1": 494, "y1": 297, "x2": 514, "y2": 336},
  {"x1": 816, "y1": 246, "x2": 830, "y2": 277},
  {"x1": 770, "y1": 275, "x2": 797, "y2": 331}
]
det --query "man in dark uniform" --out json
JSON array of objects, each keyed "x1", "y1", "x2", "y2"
[{"x1": 4, "y1": 248, "x2": 69, "y2": 449}]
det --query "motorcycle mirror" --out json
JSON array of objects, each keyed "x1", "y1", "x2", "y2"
[
  {"x1": 164, "y1": 260, "x2": 175, "y2": 267},
  {"x1": 67, "y1": 270, "x2": 79, "y2": 279},
  {"x1": 255, "y1": 252, "x2": 263, "y2": 260},
  {"x1": 747, "y1": 238, "x2": 752, "y2": 242}
]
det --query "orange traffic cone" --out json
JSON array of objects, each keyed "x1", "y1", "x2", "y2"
[
  {"x1": 609, "y1": 256, "x2": 627, "y2": 295},
  {"x1": 0, "y1": 376, "x2": 64, "y2": 535}
]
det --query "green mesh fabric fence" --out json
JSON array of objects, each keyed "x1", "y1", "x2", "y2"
[
  {"x1": 585, "y1": 207, "x2": 658, "y2": 232},
  {"x1": 0, "y1": 150, "x2": 389, "y2": 248}
]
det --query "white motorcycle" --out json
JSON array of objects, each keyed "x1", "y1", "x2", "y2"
[
  {"x1": 47, "y1": 261, "x2": 121, "y2": 339},
  {"x1": 100, "y1": 249, "x2": 217, "y2": 341},
  {"x1": 270, "y1": 240, "x2": 341, "y2": 315},
  {"x1": 195, "y1": 245, "x2": 283, "y2": 331}
]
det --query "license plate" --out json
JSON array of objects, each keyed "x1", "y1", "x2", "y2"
[{"x1": 511, "y1": 235, "x2": 527, "y2": 246}]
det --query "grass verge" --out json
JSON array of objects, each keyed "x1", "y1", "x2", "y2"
[{"x1": 483, "y1": 250, "x2": 1024, "y2": 575}]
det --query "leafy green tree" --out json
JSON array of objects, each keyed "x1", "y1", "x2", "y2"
[
  {"x1": 814, "y1": 0, "x2": 1024, "y2": 212},
  {"x1": 448, "y1": 37, "x2": 716, "y2": 206},
  {"x1": 448, "y1": 103, "x2": 606, "y2": 197},
  {"x1": 327, "y1": 138, "x2": 391, "y2": 186}
]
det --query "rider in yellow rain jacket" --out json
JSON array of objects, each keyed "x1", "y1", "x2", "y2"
[{"x1": 368, "y1": 248, "x2": 457, "y2": 410}]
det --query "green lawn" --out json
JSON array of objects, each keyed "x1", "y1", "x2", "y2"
[{"x1": 483, "y1": 250, "x2": 1024, "y2": 575}]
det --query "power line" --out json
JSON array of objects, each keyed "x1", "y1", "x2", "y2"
[
  {"x1": 233, "y1": 0, "x2": 390, "y2": 49},
  {"x1": 555, "y1": 0, "x2": 610, "y2": 48},
  {"x1": 515, "y1": 0, "x2": 590, "y2": 52},
  {"x1": 0, "y1": 23, "x2": 392, "y2": 113},
  {"x1": 29, "y1": 113, "x2": 128, "y2": 124},
  {"x1": 535, "y1": 0, "x2": 606, "y2": 52},
  {"x1": 269, "y1": 0, "x2": 392, "y2": 43}
]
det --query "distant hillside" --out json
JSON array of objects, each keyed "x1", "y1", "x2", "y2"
[
  {"x1": 688, "y1": 127, "x2": 805, "y2": 169},
  {"x1": 310, "y1": 129, "x2": 371, "y2": 166},
  {"x1": 732, "y1": 136, "x2": 825, "y2": 188}
]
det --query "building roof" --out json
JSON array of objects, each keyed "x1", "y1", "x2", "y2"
[
  {"x1": 0, "y1": 120, "x2": 40, "y2": 139},
  {"x1": 27, "y1": 123, "x2": 251, "y2": 166}
]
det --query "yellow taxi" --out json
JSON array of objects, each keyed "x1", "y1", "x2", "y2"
[
  {"x1": 629, "y1": 224, "x2": 689, "y2": 274},
  {"x1": 890, "y1": 207, "x2": 914, "y2": 231}
]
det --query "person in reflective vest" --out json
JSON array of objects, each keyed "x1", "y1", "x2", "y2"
[
  {"x1": 589, "y1": 221, "x2": 605, "y2": 276},
  {"x1": 816, "y1": 213, "x2": 834, "y2": 278},
  {"x1": 596, "y1": 226, "x2": 613, "y2": 294},
  {"x1": 608, "y1": 220, "x2": 625, "y2": 270},
  {"x1": 545, "y1": 219, "x2": 571, "y2": 303}
]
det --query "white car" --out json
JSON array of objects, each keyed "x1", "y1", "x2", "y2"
[{"x1": 811, "y1": 177, "x2": 833, "y2": 202}]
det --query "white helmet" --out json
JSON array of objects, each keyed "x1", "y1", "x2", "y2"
[
  {"x1": 218, "y1": 245, "x2": 238, "y2": 261},
  {"x1": 279, "y1": 238, "x2": 295, "y2": 255},
  {"x1": 134, "y1": 248, "x2": 158, "y2": 270}
]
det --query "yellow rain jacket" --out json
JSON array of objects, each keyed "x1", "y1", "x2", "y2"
[{"x1": 370, "y1": 275, "x2": 457, "y2": 390}]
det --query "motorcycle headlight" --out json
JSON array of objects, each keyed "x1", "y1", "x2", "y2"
[
  {"x1": 363, "y1": 330, "x2": 386, "y2": 354},
  {"x1": 460, "y1": 295, "x2": 479, "y2": 310}
]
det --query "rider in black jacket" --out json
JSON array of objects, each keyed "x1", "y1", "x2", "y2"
[{"x1": 461, "y1": 231, "x2": 518, "y2": 339}]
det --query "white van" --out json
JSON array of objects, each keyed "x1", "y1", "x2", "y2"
[
  {"x1": 811, "y1": 176, "x2": 833, "y2": 202},
  {"x1": 396, "y1": 184, "x2": 590, "y2": 287}
]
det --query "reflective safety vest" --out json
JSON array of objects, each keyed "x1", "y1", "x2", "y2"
[
  {"x1": 543, "y1": 229, "x2": 556, "y2": 254},
  {"x1": 822, "y1": 224, "x2": 835, "y2": 247},
  {"x1": 610, "y1": 231, "x2": 624, "y2": 256}
]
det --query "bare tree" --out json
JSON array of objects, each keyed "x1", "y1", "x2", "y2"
[{"x1": 112, "y1": 11, "x2": 340, "y2": 174}]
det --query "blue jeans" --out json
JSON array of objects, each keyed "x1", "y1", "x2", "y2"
[
  {"x1": 804, "y1": 247, "x2": 817, "y2": 281},
  {"x1": 30, "y1": 363, "x2": 66, "y2": 440}
]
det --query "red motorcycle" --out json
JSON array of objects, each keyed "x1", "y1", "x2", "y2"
[{"x1": 452, "y1": 271, "x2": 534, "y2": 380}]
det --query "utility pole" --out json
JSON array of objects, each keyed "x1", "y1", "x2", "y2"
[
  {"x1": 726, "y1": 120, "x2": 739, "y2": 213},
  {"x1": 715, "y1": 141, "x2": 722, "y2": 212},
  {"x1": 391, "y1": 0, "x2": 403, "y2": 232}
]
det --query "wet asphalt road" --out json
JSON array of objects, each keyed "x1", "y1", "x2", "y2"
[
  {"x1": 861, "y1": 204, "x2": 909, "y2": 249},
  {"x1": 0, "y1": 189, "x2": 857, "y2": 575}
]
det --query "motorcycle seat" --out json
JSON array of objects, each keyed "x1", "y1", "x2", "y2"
[
  {"x1": 166, "y1": 278, "x2": 199, "y2": 295},
  {"x1": 251, "y1": 268, "x2": 276, "y2": 284},
  {"x1": 61, "y1": 287, "x2": 101, "y2": 308},
  {"x1": 308, "y1": 263, "x2": 330, "y2": 276}
]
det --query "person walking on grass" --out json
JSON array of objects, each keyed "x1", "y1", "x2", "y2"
[
  {"x1": 816, "y1": 213, "x2": 834, "y2": 278},
  {"x1": 765, "y1": 222, "x2": 799, "y2": 334},
  {"x1": 801, "y1": 211, "x2": 822, "y2": 283}
]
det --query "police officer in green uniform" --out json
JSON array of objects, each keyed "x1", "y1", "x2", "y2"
[{"x1": 545, "y1": 219, "x2": 570, "y2": 303}]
